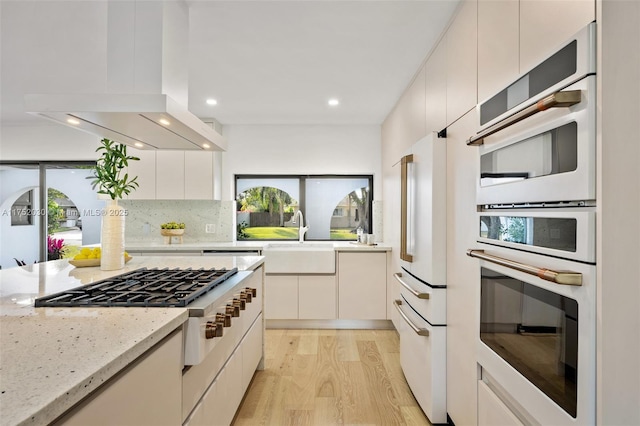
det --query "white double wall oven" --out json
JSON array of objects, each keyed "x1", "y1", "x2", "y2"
[{"x1": 468, "y1": 22, "x2": 597, "y2": 426}]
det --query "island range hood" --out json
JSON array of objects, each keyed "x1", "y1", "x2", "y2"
[{"x1": 24, "y1": 1, "x2": 226, "y2": 151}]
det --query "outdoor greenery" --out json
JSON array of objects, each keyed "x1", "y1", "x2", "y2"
[
  {"x1": 87, "y1": 138, "x2": 140, "y2": 200},
  {"x1": 237, "y1": 187, "x2": 294, "y2": 226},
  {"x1": 47, "y1": 188, "x2": 66, "y2": 234},
  {"x1": 242, "y1": 227, "x2": 356, "y2": 240}
]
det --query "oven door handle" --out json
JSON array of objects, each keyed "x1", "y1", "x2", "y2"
[
  {"x1": 393, "y1": 273, "x2": 430, "y2": 299},
  {"x1": 467, "y1": 90, "x2": 582, "y2": 146},
  {"x1": 467, "y1": 249, "x2": 582, "y2": 286},
  {"x1": 394, "y1": 299, "x2": 430, "y2": 336}
]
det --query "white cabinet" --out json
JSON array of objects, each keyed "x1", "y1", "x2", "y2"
[
  {"x1": 299, "y1": 275, "x2": 337, "y2": 320},
  {"x1": 55, "y1": 330, "x2": 182, "y2": 426},
  {"x1": 477, "y1": 380, "x2": 524, "y2": 426},
  {"x1": 126, "y1": 148, "x2": 156, "y2": 199},
  {"x1": 477, "y1": 0, "x2": 519, "y2": 102},
  {"x1": 338, "y1": 252, "x2": 387, "y2": 320},
  {"x1": 446, "y1": 0, "x2": 478, "y2": 125},
  {"x1": 185, "y1": 151, "x2": 214, "y2": 199},
  {"x1": 265, "y1": 275, "x2": 298, "y2": 319},
  {"x1": 424, "y1": 37, "x2": 447, "y2": 133},
  {"x1": 265, "y1": 274, "x2": 336, "y2": 320},
  {"x1": 519, "y1": 0, "x2": 595, "y2": 72},
  {"x1": 445, "y1": 110, "x2": 480, "y2": 426},
  {"x1": 125, "y1": 150, "x2": 219, "y2": 200},
  {"x1": 156, "y1": 151, "x2": 185, "y2": 199}
]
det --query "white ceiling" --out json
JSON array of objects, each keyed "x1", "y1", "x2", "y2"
[{"x1": 1, "y1": 0, "x2": 460, "y2": 127}]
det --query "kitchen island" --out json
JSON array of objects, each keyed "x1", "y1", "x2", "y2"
[{"x1": 0, "y1": 255, "x2": 264, "y2": 426}]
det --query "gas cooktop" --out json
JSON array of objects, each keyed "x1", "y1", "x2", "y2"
[{"x1": 34, "y1": 267, "x2": 238, "y2": 308}]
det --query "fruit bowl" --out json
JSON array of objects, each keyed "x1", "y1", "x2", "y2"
[
  {"x1": 69, "y1": 255, "x2": 132, "y2": 268},
  {"x1": 160, "y1": 229, "x2": 185, "y2": 237}
]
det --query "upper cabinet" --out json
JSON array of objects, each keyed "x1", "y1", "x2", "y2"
[
  {"x1": 477, "y1": 0, "x2": 519, "y2": 102},
  {"x1": 519, "y1": 0, "x2": 595, "y2": 72},
  {"x1": 126, "y1": 149, "x2": 219, "y2": 200},
  {"x1": 425, "y1": 37, "x2": 447, "y2": 133},
  {"x1": 446, "y1": 0, "x2": 478, "y2": 126},
  {"x1": 156, "y1": 151, "x2": 186, "y2": 200},
  {"x1": 126, "y1": 149, "x2": 156, "y2": 200},
  {"x1": 397, "y1": 65, "x2": 428, "y2": 147},
  {"x1": 381, "y1": 65, "x2": 427, "y2": 163}
]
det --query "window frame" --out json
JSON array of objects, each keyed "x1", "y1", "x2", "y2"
[{"x1": 235, "y1": 174, "x2": 374, "y2": 241}]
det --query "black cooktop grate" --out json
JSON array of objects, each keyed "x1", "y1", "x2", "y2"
[{"x1": 34, "y1": 267, "x2": 238, "y2": 308}]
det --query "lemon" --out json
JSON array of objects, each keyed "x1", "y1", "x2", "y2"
[
  {"x1": 80, "y1": 248, "x2": 91, "y2": 256},
  {"x1": 74, "y1": 254, "x2": 88, "y2": 260}
]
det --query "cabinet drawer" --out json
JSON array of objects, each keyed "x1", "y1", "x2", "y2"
[
  {"x1": 242, "y1": 313, "x2": 264, "y2": 392},
  {"x1": 478, "y1": 380, "x2": 524, "y2": 426},
  {"x1": 396, "y1": 272, "x2": 446, "y2": 325},
  {"x1": 396, "y1": 298, "x2": 446, "y2": 424}
]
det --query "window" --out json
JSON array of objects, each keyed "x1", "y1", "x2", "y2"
[
  {"x1": 11, "y1": 190, "x2": 34, "y2": 226},
  {"x1": 236, "y1": 175, "x2": 373, "y2": 241}
]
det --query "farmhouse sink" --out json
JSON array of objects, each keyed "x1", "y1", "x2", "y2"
[{"x1": 262, "y1": 242, "x2": 336, "y2": 273}]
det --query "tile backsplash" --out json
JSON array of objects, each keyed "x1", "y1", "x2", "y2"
[{"x1": 120, "y1": 200, "x2": 234, "y2": 243}]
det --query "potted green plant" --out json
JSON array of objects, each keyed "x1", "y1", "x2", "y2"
[
  {"x1": 88, "y1": 138, "x2": 140, "y2": 199},
  {"x1": 87, "y1": 138, "x2": 139, "y2": 270}
]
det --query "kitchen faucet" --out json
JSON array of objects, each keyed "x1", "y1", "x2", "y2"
[{"x1": 292, "y1": 210, "x2": 309, "y2": 242}]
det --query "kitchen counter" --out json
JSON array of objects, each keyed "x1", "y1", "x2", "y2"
[
  {"x1": 126, "y1": 240, "x2": 391, "y2": 252},
  {"x1": 0, "y1": 255, "x2": 264, "y2": 426}
]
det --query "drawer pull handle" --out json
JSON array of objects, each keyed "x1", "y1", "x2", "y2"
[
  {"x1": 394, "y1": 299, "x2": 430, "y2": 337},
  {"x1": 393, "y1": 273, "x2": 430, "y2": 299},
  {"x1": 466, "y1": 249, "x2": 582, "y2": 286}
]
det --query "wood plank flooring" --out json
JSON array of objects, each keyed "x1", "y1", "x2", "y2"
[{"x1": 233, "y1": 329, "x2": 432, "y2": 426}]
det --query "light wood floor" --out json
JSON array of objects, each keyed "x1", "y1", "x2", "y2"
[{"x1": 233, "y1": 329, "x2": 431, "y2": 426}]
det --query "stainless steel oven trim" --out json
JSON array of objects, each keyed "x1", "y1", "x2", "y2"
[
  {"x1": 477, "y1": 21, "x2": 596, "y2": 131},
  {"x1": 476, "y1": 75, "x2": 596, "y2": 206},
  {"x1": 477, "y1": 209, "x2": 596, "y2": 263},
  {"x1": 473, "y1": 247, "x2": 596, "y2": 425}
]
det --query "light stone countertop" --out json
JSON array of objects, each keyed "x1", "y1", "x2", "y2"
[
  {"x1": 0, "y1": 255, "x2": 264, "y2": 426},
  {"x1": 125, "y1": 240, "x2": 392, "y2": 252}
]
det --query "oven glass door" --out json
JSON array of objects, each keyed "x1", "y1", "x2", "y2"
[
  {"x1": 480, "y1": 266, "x2": 578, "y2": 417},
  {"x1": 480, "y1": 121, "x2": 577, "y2": 187},
  {"x1": 478, "y1": 209, "x2": 595, "y2": 263}
]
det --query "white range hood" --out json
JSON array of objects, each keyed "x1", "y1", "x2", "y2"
[
  {"x1": 24, "y1": 0, "x2": 225, "y2": 151},
  {"x1": 24, "y1": 93, "x2": 225, "y2": 151}
]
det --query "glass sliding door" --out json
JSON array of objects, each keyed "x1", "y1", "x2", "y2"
[
  {"x1": 0, "y1": 164, "x2": 42, "y2": 268},
  {"x1": 0, "y1": 162, "x2": 97, "y2": 268}
]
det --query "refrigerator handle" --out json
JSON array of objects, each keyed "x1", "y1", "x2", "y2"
[{"x1": 401, "y1": 154, "x2": 414, "y2": 262}]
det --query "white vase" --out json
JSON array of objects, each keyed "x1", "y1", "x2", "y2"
[{"x1": 101, "y1": 199, "x2": 125, "y2": 271}]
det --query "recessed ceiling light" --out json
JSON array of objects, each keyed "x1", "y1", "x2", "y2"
[
  {"x1": 134, "y1": 142, "x2": 144, "y2": 148},
  {"x1": 328, "y1": 99, "x2": 340, "y2": 106},
  {"x1": 159, "y1": 118, "x2": 171, "y2": 126},
  {"x1": 202, "y1": 143, "x2": 210, "y2": 149},
  {"x1": 206, "y1": 99, "x2": 218, "y2": 106},
  {"x1": 66, "y1": 117, "x2": 80, "y2": 125}
]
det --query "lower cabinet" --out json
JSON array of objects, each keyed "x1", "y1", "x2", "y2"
[
  {"x1": 184, "y1": 314, "x2": 264, "y2": 426},
  {"x1": 338, "y1": 252, "x2": 387, "y2": 319},
  {"x1": 265, "y1": 251, "x2": 389, "y2": 321},
  {"x1": 265, "y1": 275, "x2": 336, "y2": 320},
  {"x1": 55, "y1": 329, "x2": 183, "y2": 426}
]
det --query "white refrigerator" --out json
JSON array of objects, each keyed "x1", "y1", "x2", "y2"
[{"x1": 393, "y1": 131, "x2": 448, "y2": 424}]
